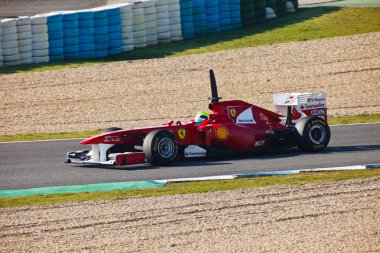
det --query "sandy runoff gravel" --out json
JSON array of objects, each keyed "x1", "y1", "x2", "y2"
[
  {"x1": 1, "y1": 33, "x2": 379, "y2": 135},
  {"x1": 0, "y1": 177, "x2": 379, "y2": 252}
]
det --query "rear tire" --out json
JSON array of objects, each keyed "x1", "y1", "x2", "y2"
[
  {"x1": 143, "y1": 130, "x2": 178, "y2": 165},
  {"x1": 295, "y1": 116, "x2": 330, "y2": 151}
]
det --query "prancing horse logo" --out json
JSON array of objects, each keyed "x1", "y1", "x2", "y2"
[
  {"x1": 178, "y1": 129, "x2": 186, "y2": 140},
  {"x1": 230, "y1": 108, "x2": 236, "y2": 117}
]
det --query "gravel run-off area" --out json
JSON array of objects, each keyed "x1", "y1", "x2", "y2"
[
  {"x1": 0, "y1": 33, "x2": 380, "y2": 135},
  {"x1": 1, "y1": 177, "x2": 379, "y2": 252}
]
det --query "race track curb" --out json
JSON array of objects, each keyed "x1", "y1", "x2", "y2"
[
  {"x1": 158, "y1": 163, "x2": 380, "y2": 183},
  {"x1": 0, "y1": 181, "x2": 165, "y2": 199}
]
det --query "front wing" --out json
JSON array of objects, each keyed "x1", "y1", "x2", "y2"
[{"x1": 66, "y1": 144, "x2": 146, "y2": 166}]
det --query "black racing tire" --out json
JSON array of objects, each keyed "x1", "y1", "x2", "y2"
[
  {"x1": 295, "y1": 116, "x2": 330, "y2": 152},
  {"x1": 102, "y1": 127, "x2": 123, "y2": 133},
  {"x1": 143, "y1": 130, "x2": 179, "y2": 166}
]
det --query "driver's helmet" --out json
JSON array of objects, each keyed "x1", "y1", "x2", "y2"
[{"x1": 195, "y1": 111, "x2": 210, "y2": 125}]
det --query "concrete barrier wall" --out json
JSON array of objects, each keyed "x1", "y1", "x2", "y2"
[{"x1": 0, "y1": 0, "x2": 298, "y2": 68}]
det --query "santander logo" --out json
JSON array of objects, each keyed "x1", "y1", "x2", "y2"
[{"x1": 236, "y1": 108, "x2": 256, "y2": 125}]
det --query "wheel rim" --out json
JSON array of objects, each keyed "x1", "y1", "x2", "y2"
[
  {"x1": 157, "y1": 137, "x2": 175, "y2": 159},
  {"x1": 309, "y1": 124, "x2": 327, "y2": 145}
]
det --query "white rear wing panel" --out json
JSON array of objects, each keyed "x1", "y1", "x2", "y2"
[{"x1": 273, "y1": 93, "x2": 327, "y2": 121}]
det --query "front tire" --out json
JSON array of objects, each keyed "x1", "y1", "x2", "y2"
[
  {"x1": 295, "y1": 116, "x2": 330, "y2": 152},
  {"x1": 143, "y1": 130, "x2": 179, "y2": 165}
]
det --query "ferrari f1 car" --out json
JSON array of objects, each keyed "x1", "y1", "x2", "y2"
[{"x1": 67, "y1": 70, "x2": 330, "y2": 166}]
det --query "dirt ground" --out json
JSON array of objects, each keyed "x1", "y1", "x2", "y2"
[
  {"x1": 1, "y1": 177, "x2": 379, "y2": 252},
  {"x1": 0, "y1": 32, "x2": 379, "y2": 135}
]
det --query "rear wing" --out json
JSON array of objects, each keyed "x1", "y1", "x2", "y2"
[{"x1": 273, "y1": 93, "x2": 327, "y2": 122}]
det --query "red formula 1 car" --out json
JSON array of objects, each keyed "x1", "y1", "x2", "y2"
[{"x1": 67, "y1": 70, "x2": 330, "y2": 166}]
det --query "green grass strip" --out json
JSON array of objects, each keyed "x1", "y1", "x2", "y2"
[
  {"x1": 0, "y1": 129, "x2": 103, "y2": 142},
  {"x1": 1, "y1": 7, "x2": 379, "y2": 75},
  {"x1": 302, "y1": 0, "x2": 380, "y2": 7},
  {"x1": 0, "y1": 113, "x2": 378, "y2": 142},
  {"x1": 1, "y1": 169, "x2": 379, "y2": 208},
  {"x1": 0, "y1": 181, "x2": 165, "y2": 199},
  {"x1": 328, "y1": 114, "x2": 380, "y2": 125}
]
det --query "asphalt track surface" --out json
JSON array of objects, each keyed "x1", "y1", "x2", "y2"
[{"x1": 0, "y1": 123, "x2": 379, "y2": 190}]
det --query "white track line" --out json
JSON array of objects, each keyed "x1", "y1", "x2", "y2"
[
  {"x1": 162, "y1": 164, "x2": 380, "y2": 183},
  {"x1": 300, "y1": 165, "x2": 366, "y2": 172}
]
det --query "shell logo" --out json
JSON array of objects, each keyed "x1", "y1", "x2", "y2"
[{"x1": 215, "y1": 126, "x2": 229, "y2": 141}]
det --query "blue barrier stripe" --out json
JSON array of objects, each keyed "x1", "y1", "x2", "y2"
[{"x1": 366, "y1": 164, "x2": 380, "y2": 169}]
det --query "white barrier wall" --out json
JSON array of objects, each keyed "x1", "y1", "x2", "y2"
[
  {"x1": 132, "y1": 2, "x2": 147, "y2": 49},
  {"x1": 31, "y1": 14, "x2": 49, "y2": 63},
  {"x1": 120, "y1": 4, "x2": 134, "y2": 52},
  {"x1": 2, "y1": 19, "x2": 20, "y2": 67},
  {"x1": 144, "y1": 0, "x2": 158, "y2": 47},
  {"x1": 16, "y1": 17, "x2": 33, "y2": 65},
  {"x1": 157, "y1": 0, "x2": 171, "y2": 44},
  {"x1": 168, "y1": 0, "x2": 182, "y2": 42}
]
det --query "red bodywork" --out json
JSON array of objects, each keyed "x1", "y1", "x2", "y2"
[{"x1": 81, "y1": 100, "x2": 287, "y2": 152}]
